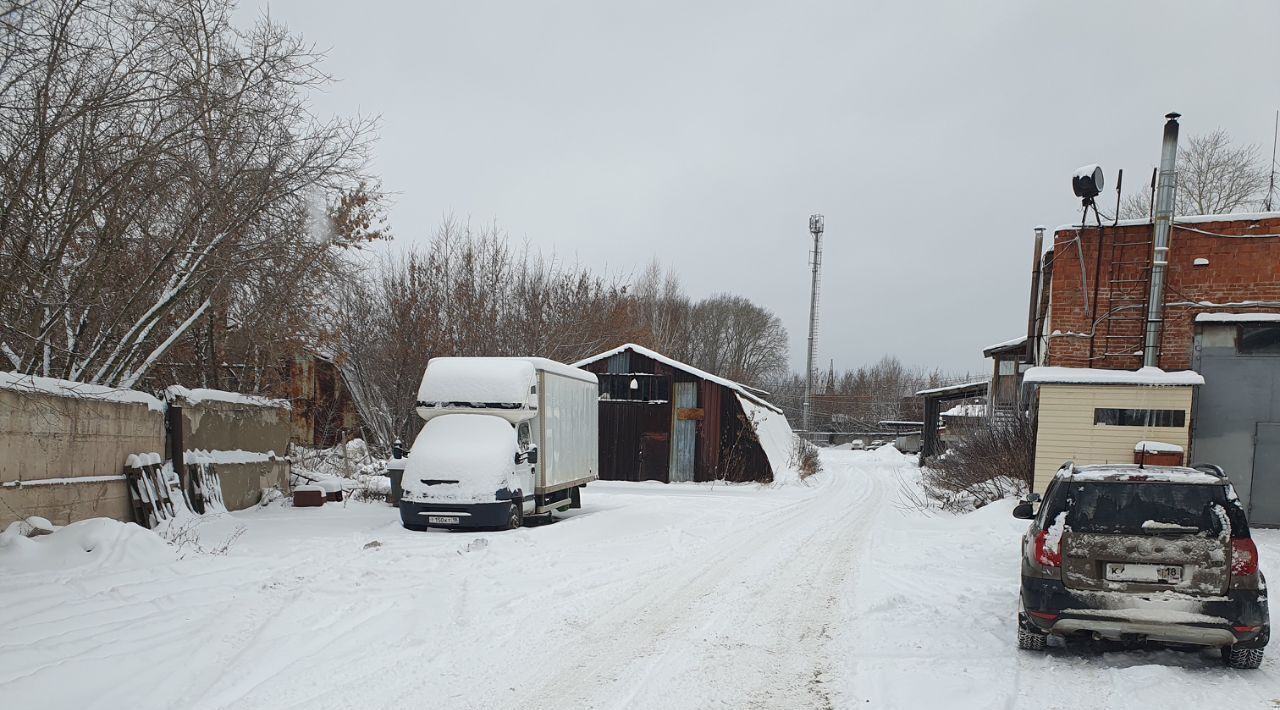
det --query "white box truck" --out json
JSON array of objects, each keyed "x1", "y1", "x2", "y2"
[{"x1": 399, "y1": 357, "x2": 599, "y2": 530}]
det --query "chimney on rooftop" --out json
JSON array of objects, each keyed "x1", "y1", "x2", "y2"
[{"x1": 1144, "y1": 112, "x2": 1180, "y2": 368}]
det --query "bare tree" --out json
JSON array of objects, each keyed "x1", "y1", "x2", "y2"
[
  {"x1": 1120, "y1": 129, "x2": 1268, "y2": 219},
  {"x1": 0, "y1": 0, "x2": 377, "y2": 389}
]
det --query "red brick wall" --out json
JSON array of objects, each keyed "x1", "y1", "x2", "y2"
[{"x1": 1044, "y1": 215, "x2": 1280, "y2": 370}]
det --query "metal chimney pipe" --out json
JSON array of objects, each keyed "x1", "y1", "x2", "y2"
[
  {"x1": 1143, "y1": 112, "x2": 1180, "y2": 368},
  {"x1": 1026, "y1": 226, "x2": 1045, "y2": 364}
]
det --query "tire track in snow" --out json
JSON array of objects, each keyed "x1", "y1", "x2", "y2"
[{"x1": 505, "y1": 468, "x2": 886, "y2": 709}]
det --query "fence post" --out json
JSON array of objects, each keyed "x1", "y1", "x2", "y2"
[{"x1": 166, "y1": 404, "x2": 187, "y2": 502}]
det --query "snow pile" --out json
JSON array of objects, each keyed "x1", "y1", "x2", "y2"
[
  {"x1": 869, "y1": 443, "x2": 908, "y2": 462},
  {"x1": 0, "y1": 371, "x2": 164, "y2": 411},
  {"x1": 401, "y1": 414, "x2": 518, "y2": 502},
  {"x1": 290, "y1": 439, "x2": 391, "y2": 499},
  {"x1": 736, "y1": 393, "x2": 799, "y2": 485},
  {"x1": 417, "y1": 357, "x2": 538, "y2": 408},
  {"x1": 166, "y1": 385, "x2": 290, "y2": 410},
  {"x1": 941, "y1": 403, "x2": 987, "y2": 417},
  {"x1": 0, "y1": 518, "x2": 175, "y2": 573}
]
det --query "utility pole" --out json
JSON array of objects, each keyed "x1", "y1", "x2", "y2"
[{"x1": 803, "y1": 214, "x2": 824, "y2": 441}]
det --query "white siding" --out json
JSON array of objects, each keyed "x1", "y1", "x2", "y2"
[{"x1": 1032, "y1": 384, "x2": 1194, "y2": 493}]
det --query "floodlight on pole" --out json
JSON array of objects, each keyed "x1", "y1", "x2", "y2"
[{"x1": 803, "y1": 214, "x2": 824, "y2": 441}]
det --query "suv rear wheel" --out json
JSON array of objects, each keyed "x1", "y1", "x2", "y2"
[
  {"x1": 1017, "y1": 626, "x2": 1047, "y2": 651},
  {"x1": 1224, "y1": 646, "x2": 1264, "y2": 669}
]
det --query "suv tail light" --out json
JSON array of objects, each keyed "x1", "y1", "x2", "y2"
[
  {"x1": 1232, "y1": 538, "x2": 1259, "y2": 576},
  {"x1": 1034, "y1": 530, "x2": 1062, "y2": 568}
]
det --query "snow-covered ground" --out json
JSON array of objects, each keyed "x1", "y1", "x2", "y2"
[{"x1": 3, "y1": 449, "x2": 1280, "y2": 709}]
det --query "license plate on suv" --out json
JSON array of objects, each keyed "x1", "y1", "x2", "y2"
[
  {"x1": 428, "y1": 515, "x2": 460, "y2": 525},
  {"x1": 1105, "y1": 563, "x2": 1182, "y2": 584}
]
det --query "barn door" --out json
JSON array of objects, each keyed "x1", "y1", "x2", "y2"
[
  {"x1": 640, "y1": 432, "x2": 670, "y2": 482},
  {"x1": 670, "y1": 382, "x2": 697, "y2": 482},
  {"x1": 1249, "y1": 423, "x2": 1280, "y2": 526}
]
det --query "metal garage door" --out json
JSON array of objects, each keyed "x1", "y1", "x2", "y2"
[
  {"x1": 1250, "y1": 423, "x2": 1280, "y2": 526},
  {"x1": 670, "y1": 382, "x2": 697, "y2": 482}
]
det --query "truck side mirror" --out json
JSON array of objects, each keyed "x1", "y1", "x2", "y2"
[
  {"x1": 527, "y1": 448, "x2": 538, "y2": 465},
  {"x1": 1012, "y1": 502, "x2": 1035, "y2": 520}
]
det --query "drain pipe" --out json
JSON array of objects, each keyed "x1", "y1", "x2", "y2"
[{"x1": 1144, "y1": 112, "x2": 1180, "y2": 368}]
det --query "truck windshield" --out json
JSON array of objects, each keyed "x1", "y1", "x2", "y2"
[{"x1": 1068, "y1": 483, "x2": 1231, "y2": 536}]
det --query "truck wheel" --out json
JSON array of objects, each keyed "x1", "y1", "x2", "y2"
[
  {"x1": 570, "y1": 486, "x2": 582, "y2": 509},
  {"x1": 1017, "y1": 626, "x2": 1047, "y2": 651},
  {"x1": 1224, "y1": 646, "x2": 1264, "y2": 669},
  {"x1": 504, "y1": 496, "x2": 523, "y2": 531}
]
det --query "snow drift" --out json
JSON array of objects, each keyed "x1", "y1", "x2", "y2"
[{"x1": 0, "y1": 518, "x2": 176, "y2": 573}]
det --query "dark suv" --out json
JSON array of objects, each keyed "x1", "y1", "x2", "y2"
[{"x1": 1014, "y1": 463, "x2": 1269, "y2": 669}]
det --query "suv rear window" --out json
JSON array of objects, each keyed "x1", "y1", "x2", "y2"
[{"x1": 1067, "y1": 482, "x2": 1246, "y2": 537}]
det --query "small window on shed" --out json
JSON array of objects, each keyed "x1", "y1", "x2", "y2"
[
  {"x1": 1239, "y1": 325, "x2": 1280, "y2": 355},
  {"x1": 1093, "y1": 408, "x2": 1186, "y2": 428}
]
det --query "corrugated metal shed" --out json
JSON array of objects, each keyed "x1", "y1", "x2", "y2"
[{"x1": 574, "y1": 344, "x2": 789, "y2": 484}]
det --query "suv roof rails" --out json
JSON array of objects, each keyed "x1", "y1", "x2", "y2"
[{"x1": 1190, "y1": 462, "x2": 1227, "y2": 478}]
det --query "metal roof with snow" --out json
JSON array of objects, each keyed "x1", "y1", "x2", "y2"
[
  {"x1": 572, "y1": 343, "x2": 782, "y2": 414},
  {"x1": 915, "y1": 380, "x2": 989, "y2": 397},
  {"x1": 982, "y1": 335, "x2": 1028, "y2": 358},
  {"x1": 1022, "y1": 366, "x2": 1204, "y2": 386}
]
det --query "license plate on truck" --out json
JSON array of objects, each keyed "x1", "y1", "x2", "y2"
[
  {"x1": 428, "y1": 516, "x2": 460, "y2": 525},
  {"x1": 1105, "y1": 563, "x2": 1182, "y2": 584}
]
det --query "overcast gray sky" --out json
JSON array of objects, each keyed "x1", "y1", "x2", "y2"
[{"x1": 241, "y1": 0, "x2": 1279, "y2": 375}]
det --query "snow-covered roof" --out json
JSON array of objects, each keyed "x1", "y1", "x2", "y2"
[
  {"x1": 572, "y1": 343, "x2": 781, "y2": 414},
  {"x1": 915, "y1": 380, "x2": 989, "y2": 397},
  {"x1": 942, "y1": 403, "x2": 988, "y2": 418},
  {"x1": 1023, "y1": 366, "x2": 1203, "y2": 386},
  {"x1": 166, "y1": 385, "x2": 290, "y2": 410},
  {"x1": 0, "y1": 371, "x2": 165, "y2": 411},
  {"x1": 1195, "y1": 312, "x2": 1280, "y2": 324},
  {"x1": 518, "y1": 357, "x2": 598, "y2": 384},
  {"x1": 1058, "y1": 464, "x2": 1221, "y2": 485},
  {"x1": 1055, "y1": 211, "x2": 1280, "y2": 233},
  {"x1": 1134, "y1": 440, "x2": 1184, "y2": 454},
  {"x1": 983, "y1": 335, "x2": 1026, "y2": 351}
]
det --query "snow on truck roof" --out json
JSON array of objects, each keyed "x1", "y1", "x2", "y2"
[
  {"x1": 1023, "y1": 366, "x2": 1204, "y2": 386},
  {"x1": 572, "y1": 343, "x2": 782, "y2": 414},
  {"x1": 1057, "y1": 464, "x2": 1223, "y2": 485},
  {"x1": 419, "y1": 357, "x2": 596, "y2": 406}
]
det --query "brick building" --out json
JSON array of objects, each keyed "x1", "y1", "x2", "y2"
[
  {"x1": 1041, "y1": 212, "x2": 1280, "y2": 370},
  {"x1": 1025, "y1": 211, "x2": 1280, "y2": 523}
]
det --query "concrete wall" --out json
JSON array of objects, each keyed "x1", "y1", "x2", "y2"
[
  {"x1": 175, "y1": 393, "x2": 291, "y2": 511},
  {"x1": 1032, "y1": 384, "x2": 1193, "y2": 493},
  {"x1": 0, "y1": 388, "x2": 164, "y2": 527}
]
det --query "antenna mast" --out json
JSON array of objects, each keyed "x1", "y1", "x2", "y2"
[
  {"x1": 803, "y1": 214, "x2": 824, "y2": 441},
  {"x1": 1266, "y1": 109, "x2": 1278, "y2": 212}
]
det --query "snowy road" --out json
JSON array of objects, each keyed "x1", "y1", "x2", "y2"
[{"x1": 4, "y1": 449, "x2": 1280, "y2": 709}]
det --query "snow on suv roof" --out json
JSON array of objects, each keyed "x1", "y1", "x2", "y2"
[{"x1": 1057, "y1": 463, "x2": 1224, "y2": 485}]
